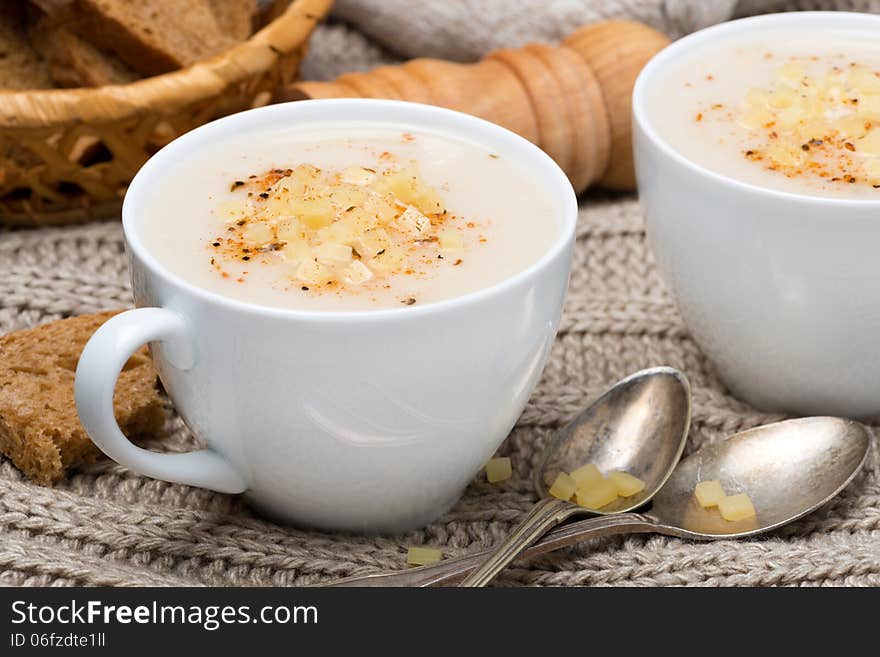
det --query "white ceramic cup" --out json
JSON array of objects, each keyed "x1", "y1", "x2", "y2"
[
  {"x1": 74, "y1": 99, "x2": 576, "y2": 533},
  {"x1": 633, "y1": 12, "x2": 880, "y2": 418}
]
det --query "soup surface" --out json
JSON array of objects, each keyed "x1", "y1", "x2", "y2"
[
  {"x1": 140, "y1": 123, "x2": 559, "y2": 311},
  {"x1": 648, "y1": 29, "x2": 880, "y2": 199}
]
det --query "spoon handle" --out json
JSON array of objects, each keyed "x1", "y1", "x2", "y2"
[
  {"x1": 459, "y1": 498, "x2": 581, "y2": 587},
  {"x1": 324, "y1": 511, "x2": 658, "y2": 587}
]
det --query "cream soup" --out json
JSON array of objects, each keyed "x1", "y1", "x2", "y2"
[
  {"x1": 140, "y1": 123, "x2": 558, "y2": 311},
  {"x1": 648, "y1": 30, "x2": 880, "y2": 199}
]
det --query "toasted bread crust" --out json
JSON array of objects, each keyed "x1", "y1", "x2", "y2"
[
  {"x1": 49, "y1": 0, "x2": 240, "y2": 76},
  {"x1": 0, "y1": 1, "x2": 54, "y2": 90},
  {"x1": 0, "y1": 311, "x2": 166, "y2": 484},
  {"x1": 29, "y1": 14, "x2": 139, "y2": 88},
  {"x1": 8, "y1": 0, "x2": 259, "y2": 88},
  {"x1": 210, "y1": 0, "x2": 257, "y2": 42}
]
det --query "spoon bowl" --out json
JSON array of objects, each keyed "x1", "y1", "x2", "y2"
[
  {"x1": 650, "y1": 416, "x2": 871, "y2": 538},
  {"x1": 460, "y1": 366, "x2": 691, "y2": 586},
  {"x1": 326, "y1": 411, "x2": 871, "y2": 586},
  {"x1": 538, "y1": 366, "x2": 691, "y2": 513}
]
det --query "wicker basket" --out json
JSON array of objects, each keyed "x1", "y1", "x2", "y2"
[{"x1": 0, "y1": 0, "x2": 332, "y2": 227}]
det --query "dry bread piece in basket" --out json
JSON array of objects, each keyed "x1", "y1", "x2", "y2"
[
  {"x1": 28, "y1": 16, "x2": 140, "y2": 88},
  {"x1": 0, "y1": 2, "x2": 54, "y2": 90},
  {"x1": 32, "y1": 0, "x2": 242, "y2": 75},
  {"x1": 211, "y1": 0, "x2": 260, "y2": 41},
  {"x1": 0, "y1": 0, "x2": 331, "y2": 227}
]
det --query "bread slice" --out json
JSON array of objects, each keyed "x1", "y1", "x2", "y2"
[
  {"x1": 31, "y1": 17, "x2": 139, "y2": 88},
  {"x1": 0, "y1": 3, "x2": 53, "y2": 181},
  {"x1": 29, "y1": 13, "x2": 137, "y2": 88},
  {"x1": 34, "y1": 0, "x2": 239, "y2": 76},
  {"x1": 209, "y1": 0, "x2": 257, "y2": 42},
  {"x1": 0, "y1": 2, "x2": 54, "y2": 89},
  {"x1": 0, "y1": 311, "x2": 166, "y2": 484}
]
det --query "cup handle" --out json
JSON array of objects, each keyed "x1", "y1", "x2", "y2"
[{"x1": 75, "y1": 307, "x2": 247, "y2": 494}]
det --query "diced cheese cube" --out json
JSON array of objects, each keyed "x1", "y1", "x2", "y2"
[
  {"x1": 794, "y1": 119, "x2": 828, "y2": 144},
  {"x1": 295, "y1": 259, "x2": 334, "y2": 285},
  {"x1": 438, "y1": 228, "x2": 463, "y2": 250},
  {"x1": 340, "y1": 166, "x2": 378, "y2": 186},
  {"x1": 318, "y1": 218, "x2": 359, "y2": 247},
  {"x1": 774, "y1": 106, "x2": 805, "y2": 131},
  {"x1": 826, "y1": 84, "x2": 844, "y2": 103},
  {"x1": 281, "y1": 240, "x2": 311, "y2": 267},
  {"x1": 857, "y1": 128, "x2": 880, "y2": 155},
  {"x1": 292, "y1": 163, "x2": 321, "y2": 179},
  {"x1": 314, "y1": 242, "x2": 353, "y2": 265},
  {"x1": 342, "y1": 260, "x2": 373, "y2": 285},
  {"x1": 275, "y1": 218, "x2": 302, "y2": 242},
  {"x1": 413, "y1": 187, "x2": 444, "y2": 215},
  {"x1": 837, "y1": 115, "x2": 869, "y2": 140},
  {"x1": 266, "y1": 194, "x2": 296, "y2": 219},
  {"x1": 354, "y1": 228, "x2": 391, "y2": 259},
  {"x1": 768, "y1": 88, "x2": 796, "y2": 109},
  {"x1": 864, "y1": 158, "x2": 880, "y2": 184},
  {"x1": 277, "y1": 164, "x2": 320, "y2": 198},
  {"x1": 329, "y1": 184, "x2": 369, "y2": 211},
  {"x1": 570, "y1": 463, "x2": 604, "y2": 489},
  {"x1": 290, "y1": 197, "x2": 335, "y2": 229},
  {"x1": 271, "y1": 174, "x2": 304, "y2": 199},
  {"x1": 380, "y1": 166, "x2": 444, "y2": 214},
  {"x1": 369, "y1": 247, "x2": 405, "y2": 273},
  {"x1": 548, "y1": 472, "x2": 577, "y2": 501},
  {"x1": 575, "y1": 477, "x2": 618, "y2": 510},
  {"x1": 608, "y1": 471, "x2": 645, "y2": 498},
  {"x1": 363, "y1": 193, "x2": 398, "y2": 225},
  {"x1": 485, "y1": 457, "x2": 512, "y2": 483},
  {"x1": 406, "y1": 547, "x2": 442, "y2": 566},
  {"x1": 766, "y1": 143, "x2": 804, "y2": 168},
  {"x1": 858, "y1": 94, "x2": 880, "y2": 121},
  {"x1": 395, "y1": 205, "x2": 431, "y2": 235},
  {"x1": 381, "y1": 166, "x2": 421, "y2": 203},
  {"x1": 848, "y1": 66, "x2": 880, "y2": 95},
  {"x1": 777, "y1": 62, "x2": 805, "y2": 87},
  {"x1": 242, "y1": 221, "x2": 272, "y2": 245},
  {"x1": 348, "y1": 206, "x2": 382, "y2": 233},
  {"x1": 718, "y1": 493, "x2": 756, "y2": 522},
  {"x1": 694, "y1": 480, "x2": 726, "y2": 508}
]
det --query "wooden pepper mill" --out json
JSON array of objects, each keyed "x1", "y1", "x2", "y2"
[{"x1": 280, "y1": 21, "x2": 670, "y2": 192}]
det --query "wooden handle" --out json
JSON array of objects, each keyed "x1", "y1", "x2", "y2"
[{"x1": 280, "y1": 20, "x2": 670, "y2": 192}]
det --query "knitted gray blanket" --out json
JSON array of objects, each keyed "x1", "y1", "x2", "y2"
[{"x1": 1, "y1": 0, "x2": 878, "y2": 586}]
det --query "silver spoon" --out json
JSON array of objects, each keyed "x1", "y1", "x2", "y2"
[
  {"x1": 326, "y1": 415, "x2": 870, "y2": 586},
  {"x1": 459, "y1": 366, "x2": 691, "y2": 586}
]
